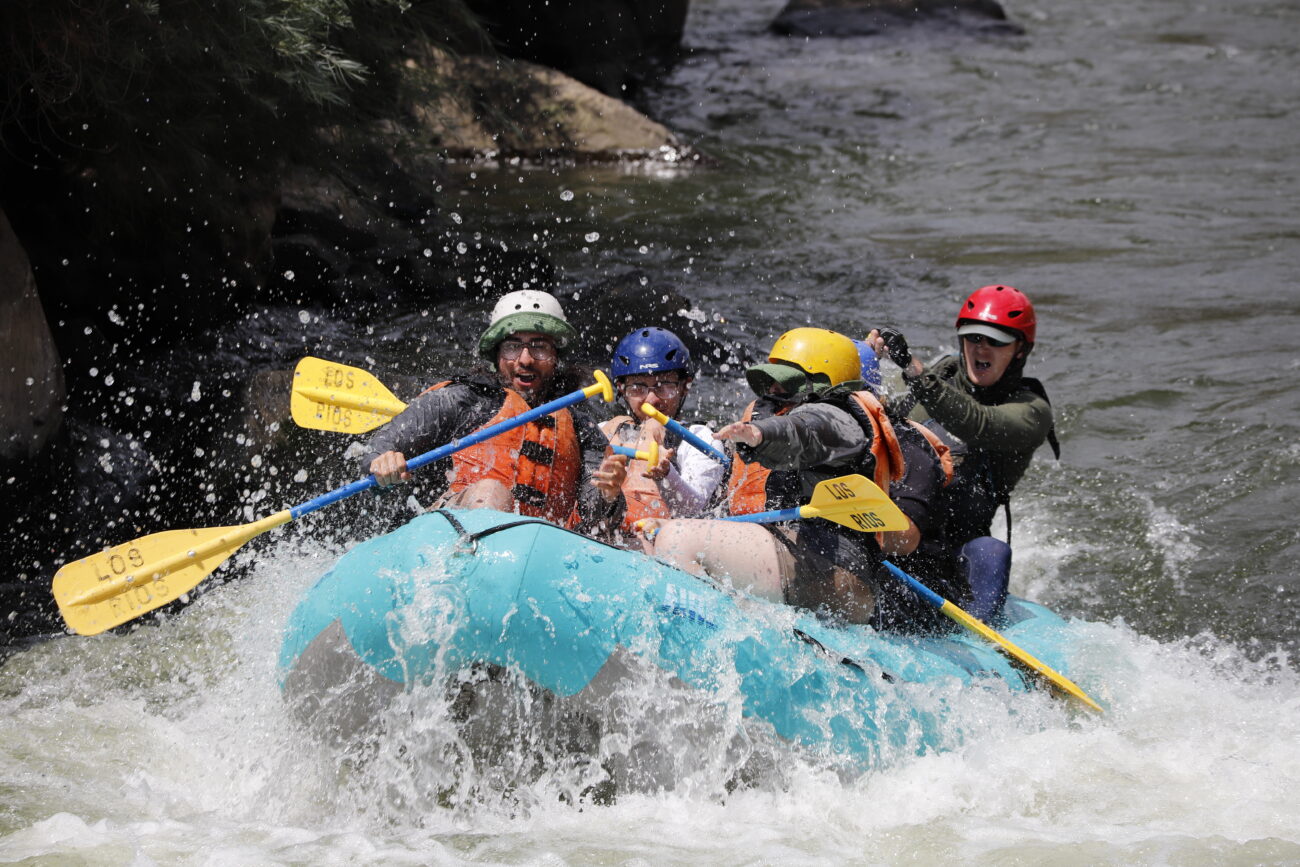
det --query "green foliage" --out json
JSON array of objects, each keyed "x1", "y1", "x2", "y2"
[{"x1": 0, "y1": 0, "x2": 486, "y2": 303}]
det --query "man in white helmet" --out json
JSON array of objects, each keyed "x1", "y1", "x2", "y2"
[{"x1": 362, "y1": 290, "x2": 627, "y2": 532}]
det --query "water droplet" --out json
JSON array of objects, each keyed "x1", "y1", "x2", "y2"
[
  {"x1": 585, "y1": 232, "x2": 601, "y2": 243},
  {"x1": 298, "y1": 310, "x2": 311, "y2": 324},
  {"x1": 560, "y1": 190, "x2": 574, "y2": 201},
  {"x1": 451, "y1": 212, "x2": 463, "y2": 224},
  {"x1": 283, "y1": 270, "x2": 296, "y2": 281}
]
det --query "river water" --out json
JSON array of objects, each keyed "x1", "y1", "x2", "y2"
[{"x1": 3, "y1": 0, "x2": 1299, "y2": 862}]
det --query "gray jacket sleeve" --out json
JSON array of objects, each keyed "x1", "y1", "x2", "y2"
[
  {"x1": 356, "y1": 383, "x2": 487, "y2": 473},
  {"x1": 746, "y1": 402, "x2": 868, "y2": 470}
]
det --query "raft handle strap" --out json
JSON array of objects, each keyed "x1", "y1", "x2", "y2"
[
  {"x1": 431, "y1": 509, "x2": 553, "y2": 556},
  {"x1": 432, "y1": 508, "x2": 477, "y2": 556}
]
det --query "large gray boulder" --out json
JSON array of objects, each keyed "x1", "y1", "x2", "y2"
[
  {"x1": 0, "y1": 208, "x2": 65, "y2": 464},
  {"x1": 410, "y1": 51, "x2": 687, "y2": 161},
  {"x1": 772, "y1": 0, "x2": 1023, "y2": 37}
]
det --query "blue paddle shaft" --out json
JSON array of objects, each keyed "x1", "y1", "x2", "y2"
[
  {"x1": 663, "y1": 417, "x2": 729, "y2": 465},
  {"x1": 611, "y1": 445, "x2": 639, "y2": 459},
  {"x1": 723, "y1": 506, "x2": 802, "y2": 524},
  {"x1": 290, "y1": 385, "x2": 592, "y2": 520},
  {"x1": 882, "y1": 559, "x2": 945, "y2": 609}
]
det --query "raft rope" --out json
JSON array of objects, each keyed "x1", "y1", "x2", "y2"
[{"x1": 432, "y1": 509, "x2": 551, "y2": 556}]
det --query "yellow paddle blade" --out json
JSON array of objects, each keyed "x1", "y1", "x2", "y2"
[
  {"x1": 802, "y1": 474, "x2": 910, "y2": 533},
  {"x1": 941, "y1": 601, "x2": 1105, "y2": 713},
  {"x1": 291, "y1": 357, "x2": 407, "y2": 433},
  {"x1": 52, "y1": 511, "x2": 292, "y2": 636}
]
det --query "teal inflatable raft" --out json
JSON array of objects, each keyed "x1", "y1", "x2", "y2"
[{"x1": 278, "y1": 508, "x2": 1093, "y2": 774}]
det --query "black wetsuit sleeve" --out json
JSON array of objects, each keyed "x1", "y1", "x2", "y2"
[
  {"x1": 744, "y1": 402, "x2": 868, "y2": 470},
  {"x1": 571, "y1": 403, "x2": 627, "y2": 534},
  {"x1": 890, "y1": 426, "x2": 943, "y2": 535},
  {"x1": 356, "y1": 383, "x2": 492, "y2": 474}
]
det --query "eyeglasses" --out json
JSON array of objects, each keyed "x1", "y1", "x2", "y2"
[
  {"x1": 621, "y1": 379, "x2": 685, "y2": 398},
  {"x1": 961, "y1": 333, "x2": 1014, "y2": 348},
  {"x1": 499, "y1": 338, "x2": 557, "y2": 361}
]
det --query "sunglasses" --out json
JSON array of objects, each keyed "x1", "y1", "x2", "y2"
[
  {"x1": 499, "y1": 338, "x2": 557, "y2": 361},
  {"x1": 961, "y1": 333, "x2": 1014, "y2": 348}
]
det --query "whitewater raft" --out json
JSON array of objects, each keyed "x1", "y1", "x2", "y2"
[{"x1": 278, "y1": 508, "x2": 1093, "y2": 774}]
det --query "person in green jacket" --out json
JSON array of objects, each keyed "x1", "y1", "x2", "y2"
[{"x1": 867, "y1": 284, "x2": 1059, "y2": 550}]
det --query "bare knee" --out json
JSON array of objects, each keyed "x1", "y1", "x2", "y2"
[
  {"x1": 651, "y1": 520, "x2": 714, "y2": 574},
  {"x1": 652, "y1": 520, "x2": 785, "y2": 602}
]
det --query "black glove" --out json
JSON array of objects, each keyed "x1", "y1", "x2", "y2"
[{"x1": 878, "y1": 327, "x2": 913, "y2": 370}]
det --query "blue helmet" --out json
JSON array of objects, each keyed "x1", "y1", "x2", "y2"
[
  {"x1": 853, "y1": 339, "x2": 882, "y2": 393},
  {"x1": 611, "y1": 327, "x2": 692, "y2": 378}
]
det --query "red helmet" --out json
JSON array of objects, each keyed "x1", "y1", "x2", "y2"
[{"x1": 955, "y1": 285, "x2": 1036, "y2": 344}]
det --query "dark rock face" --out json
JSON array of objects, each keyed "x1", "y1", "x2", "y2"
[
  {"x1": 464, "y1": 0, "x2": 690, "y2": 96},
  {"x1": 560, "y1": 270, "x2": 738, "y2": 377},
  {"x1": 269, "y1": 147, "x2": 558, "y2": 311},
  {"x1": 0, "y1": 208, "x2": 65, "y2": 465},
  {"x1": 771, "y1": 0, "x2": 1023, "y2": 37}
]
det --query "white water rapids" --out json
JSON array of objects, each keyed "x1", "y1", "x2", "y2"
[{"x1": 2, "y1": 512, "x2": 1297, "y2": 864}]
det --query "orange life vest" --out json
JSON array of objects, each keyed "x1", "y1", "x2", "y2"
[
  {"x1": 725, "y1": 391, "x2": 906, "y2": 515},
  {"x1": 906, "y1": 420, "x2": 954, "y2": 487},
  {"x1": 423, "y1": 382, "x2": 582, "y2": 525},
  {"x1": 600, "y1": 415, "x2": 670, "y2": 531}
]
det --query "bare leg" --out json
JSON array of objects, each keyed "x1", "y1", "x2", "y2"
[
  {"x1": 654, "y1": 519, "x2": 876, "y2": 624},
  {"x1": 822, "y1": 568, "x2": 875, "y2": 625},
  {"x1": 437, "y1": 479, "x2": 514, "y2": 512},
  {"x1": 651, "y1": 519, "x2": 787, "y2": 603}
]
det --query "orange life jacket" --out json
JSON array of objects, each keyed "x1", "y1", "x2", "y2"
[
  {"x1": 725, "y1": 391, "x2": 907, "y2": 515},
  {"x1": 600, "y1": 415, "x2": 670, "y2": 531},
  {"x1": 906, "y1": 420, "x2": 954, "y2": 487},
  {"x1": 423, "y1": 381, "x2": 582, "y2": 525}
]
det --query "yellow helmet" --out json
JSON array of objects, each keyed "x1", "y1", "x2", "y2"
[{"x1": 768, "y1": 327, "x2": 861, "y2": 387}]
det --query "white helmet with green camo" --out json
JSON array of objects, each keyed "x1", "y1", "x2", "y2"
[{"x1": 477, "y1": 290, "x2": 577, "y2": 359}]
